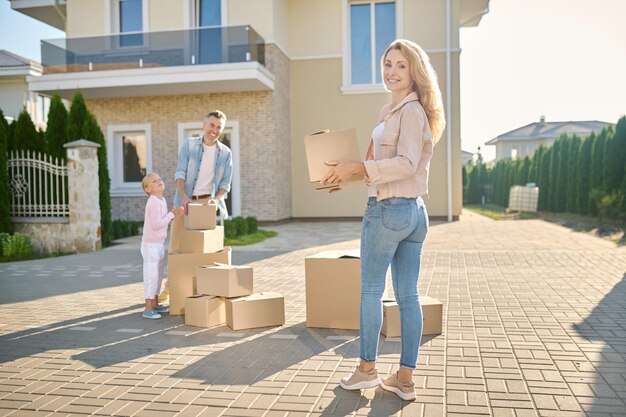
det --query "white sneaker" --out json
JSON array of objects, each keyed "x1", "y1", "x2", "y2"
[{"x1": 339, "y1": 367, "x2": 381, "y2": 390}]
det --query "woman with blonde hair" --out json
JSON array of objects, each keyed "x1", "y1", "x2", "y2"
[{"x1": 322, "y1": 39, "x2": 445, "y2": 401}]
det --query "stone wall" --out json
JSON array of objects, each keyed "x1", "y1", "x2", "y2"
[{"x1": 12, "y1": 140, "x2": 102, "y2": 254}]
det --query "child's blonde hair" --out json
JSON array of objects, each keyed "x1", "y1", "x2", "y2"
[{"x1": 141, "y1": 172, "x2": 157, "y2": 195}]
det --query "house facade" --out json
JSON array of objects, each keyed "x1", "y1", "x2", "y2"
[
  {"x1": 486, "y1": 115, "x2": 613, "y2": 162},
  {"x1": 13, "y1": 0, "x2": 489, "y2": 221},
  {"x1": 0, "y1": 50, "x2": 48, "y2": 128}
]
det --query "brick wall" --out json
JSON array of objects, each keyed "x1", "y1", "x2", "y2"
[{"x1": 87, "y1": 44, "x2": 291, "y2": 222}]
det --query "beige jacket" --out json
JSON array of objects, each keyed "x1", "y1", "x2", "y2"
[{"x1": 363, "y1": 91, "x2": 433, "y2": 201}]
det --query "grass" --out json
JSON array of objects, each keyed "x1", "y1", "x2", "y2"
[
  {"x1": 465, "y1": 204, "x2": 626, "y2": 244},
  {"x1": 0, "y1": 251, "x2": 71, "y2": 263},
  {"x1": 225, "y1": 229, "x2": 277, "y2": 246}
]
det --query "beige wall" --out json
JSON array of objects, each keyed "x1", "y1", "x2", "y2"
[
  {"x1": 228, "y1": 0, "x2": 274, "y2": 40},
  {"x1": 149, "y1": 0, "x2": 185, "y2": 31},
  {"x1": 66, "y1": 0, "x2": 105, "y2": 37},
  {"x1": 287, "y1": 0, "x2": 342, "y2": 57}
]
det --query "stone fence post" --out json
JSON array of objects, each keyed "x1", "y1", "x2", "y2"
[{"x1": 64, "y1": 139, "x2": 102, "y2": 252}]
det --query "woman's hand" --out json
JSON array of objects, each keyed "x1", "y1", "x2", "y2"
[{"x1": 321, "y1": 160, "x2": 365, "y2": 185}]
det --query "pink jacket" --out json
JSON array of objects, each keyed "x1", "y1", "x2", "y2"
[
  {"x1": 142, "y1": 195, "x2": 174, "y2": 244},
  {"x1": 363, "y1": 91, "x2": 433, "y2": 200}
]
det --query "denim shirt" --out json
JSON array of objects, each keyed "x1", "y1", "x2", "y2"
[{"x1": 173, "y1": 136, "x2": 233, "y2": 218}]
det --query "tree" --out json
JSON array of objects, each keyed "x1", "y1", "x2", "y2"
[
  {"x1": 548, "y1": 139, "x2": 561, "y2": 212},
  {"x1": 44, "y1": 95, "x2": 69, "y2": 161},
  {"x1": 12, "y1": 109, "x2": 43, "y2": 152},
  {"x1": 566, "y1": 136, "x2": 581, "y2": 213},
  {"x1": 67, "y1": 92, "x2": 89, "y2": 142},
  {"x1": 589, "y1": 128, "x2": 607, "y2": 215},
  {"x1": 0, "y1": 110, "x2": 11, "y2": 233},
  {"x1": 466, "y1": 165, "x2": 481, "y2": 204},
  {"x1": 555, "y1": 135, "x2": 570, "y2": 212},
  {"x1": 83, "y1": 112, "x2": 113, "y2": 247},
  {"x1": 576, "y1": 135, "x2": 593, "y2": 215},
  {"x1": 538, "y1": 147, "x2": 552, "y2": 211},
  {"x1": 519, "y1": 157, "x2": 531, "y2": 186}
]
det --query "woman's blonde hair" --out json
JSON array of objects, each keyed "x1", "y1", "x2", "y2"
[{"x1": 381, "y1": 39, "x2": 446, "y2": 144}]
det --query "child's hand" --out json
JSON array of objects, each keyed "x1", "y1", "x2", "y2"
[{"x1": 172, "y1": 207, "x2": 184, "y2": 218}]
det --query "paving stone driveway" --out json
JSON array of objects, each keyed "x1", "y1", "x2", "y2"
[{"x1": 0, "y1": 210, "x2": 625, "y2": 417}]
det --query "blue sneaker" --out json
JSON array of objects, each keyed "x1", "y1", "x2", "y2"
[
  {"x1": 154, "y1": 305, "x2": 169, "y2": 313},
  {"x1": 142, "y1": 310, "x2": 161, "y2": 319}
]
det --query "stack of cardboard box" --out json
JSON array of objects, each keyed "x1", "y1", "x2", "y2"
[
  {"x1": 167, "y1": 201, "x2": 231, "y2": 316},
  {"x1": 174, "y1": 201, "x2": 285, "y2": 331}
]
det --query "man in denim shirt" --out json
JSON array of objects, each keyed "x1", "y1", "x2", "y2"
[{"x1": 169, "y1": 110, "x2": 233, "y2": 252}]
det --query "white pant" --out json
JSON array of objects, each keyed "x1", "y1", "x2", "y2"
[{"x1": 141, "y1": 242, "x2": 165, "y2": 300}]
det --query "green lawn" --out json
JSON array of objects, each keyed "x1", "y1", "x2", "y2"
[{"x1": 225, "y1": 229, "x2": 277, "y2": 246}]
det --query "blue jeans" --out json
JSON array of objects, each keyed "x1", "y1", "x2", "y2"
[{"x1": 360, "y1": 196, "x2": 428, "y2": 369}]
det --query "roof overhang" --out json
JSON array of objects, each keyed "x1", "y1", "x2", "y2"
[
  {"x1": 460, "y1": 0, "x2": 490, "y2": 27},
  {"x1": 10, "y1": 0, "x2": 66, "y2": 30},
  {"x1": 27, "y1": 61, "x2": 274, "y2": 100}
]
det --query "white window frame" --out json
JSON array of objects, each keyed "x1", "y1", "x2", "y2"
[
  {"x1": 176, "y1": 120, "x2": 240, "y2": 217},
  {"x1": 341, "y1": 0, "x2": 402, "y2": 95},
  {"x1": 184, "y1": 0, "x2": 228, "y2": 28},
  {"x1": 107, "y1": 123, "x2": 153, "y2": 197}
]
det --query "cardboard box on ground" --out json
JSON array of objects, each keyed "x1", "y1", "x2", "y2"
[
  {"x1": 304, "y1": 249, "x2": 392, "y2": 330},
  {"x1": 381, "y1": 296, "x2": 443, "y2": 337},
  {"x1": 304, "y1": 128, "x2": 363, "y2": 190},
  {"x1": 172, "y1": 201, "x2": 284, "y2": 330}
]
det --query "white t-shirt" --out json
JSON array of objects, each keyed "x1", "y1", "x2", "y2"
[
  {"x1": 193, "y1": 143, "x2": 217, "y2": 196},
  {"x1": 369, "y1": 122, "x2": 385, "y2": 197}
]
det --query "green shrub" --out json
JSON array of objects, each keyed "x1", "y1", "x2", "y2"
[
  {"x1": 112, "y1": 220, "x2": 141, "y2": 240},
  {"x1": 0, "y1": 232, "x2": 33, "y2": 259},
  {"x1": 597, "y1": 191, "x2": 624, "y2": 221},
  {"x1": 233, "y1": 216, "x2": 248, "y2": 236},
  {"x1": 224, "y1": 218, "x2": 237, "y2": 239},
  {"x1": 246, "y1": 216, "x2": 258, "y2": 234}
]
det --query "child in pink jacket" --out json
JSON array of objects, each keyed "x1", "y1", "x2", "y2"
[{"x1": 140, "y1": 173, "x2": 183, "y2": 319}]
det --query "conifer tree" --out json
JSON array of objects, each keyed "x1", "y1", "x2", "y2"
[
  {"x1": 589, "y1": 129, "x2": 607, "y2": 215},
  {"x1": 67, "y1": 92, "x2": 89, "y2": 142},
  {"x1": 555, "y1": 135, "x2": 570, "y2": 212},
  {"x1": 566, "y1": 135, "x2": 581, "y2": 213},
  {"x1": 44, "y1": 95, "x2": 69, "y2": 161},
  {"x1": 576, "y1": 135, "x2": 593, "y2": 215},
  {"x1": 83, "y1": 113, "x2": 113, "y2": 247},
  {"x1": 602, "y1": 126, "x2": 619, "y2": 193},
  {"x1": 548, "y1": 140, "x2": 561, "y2": 212},
  {"x1": 519, "y1": 157, "x2": 531, "y2": 186},
  {"x1": 466, "y1": 165, "x2": 481, "y2": 204},
  {"x1": 0, "y1": 110, "x2": 11, "y2": 233},
  {"x1": 13, "y1": 109, "x2": 43, "y2": 152},
  {"x1": 538, "y1": 147, "x2": 552, "y2": 211}
]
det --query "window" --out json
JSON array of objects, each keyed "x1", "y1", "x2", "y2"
[
  {"x1": 349, "y1": 1, "x2": 396, "y2": 85},
  {"x1": 198, "y1": 0, "x2": 221, "y2": 26},
  {"x1": 119, "y1": 0, "x2": 143, "y2": 47},
  {"x1": 108, "y1": 124, "x2": 152, "y2": 196}
]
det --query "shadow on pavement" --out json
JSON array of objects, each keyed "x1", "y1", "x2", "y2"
[{"x1": 574, "y1": 272, "x2": 626, "y2": 414}]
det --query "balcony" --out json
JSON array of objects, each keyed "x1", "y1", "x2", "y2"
[{"x1": 28, "y1": 25, "x2": 274, "y2": 99}]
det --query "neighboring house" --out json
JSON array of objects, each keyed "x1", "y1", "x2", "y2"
[
  {"x1": 0, "y1": 50, "x2": 48, "y2": 128},
  {"x1": 461, "y1": 149, "x2": 473, "y2": 166},
  {"x1": 485, "y1": 115, "x2": 613, "y2": 162},
  {"x1": 13, "y1": 0, "x2": 489, "y2": 221}
]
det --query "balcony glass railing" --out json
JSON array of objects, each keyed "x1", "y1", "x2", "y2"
[{"x1": 41, "y1": 25, "x2": 265, "y2": 74}]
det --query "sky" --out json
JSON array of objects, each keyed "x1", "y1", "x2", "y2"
[{"x1": 1, "y1": 0, "x2": 625, "y2": 162}]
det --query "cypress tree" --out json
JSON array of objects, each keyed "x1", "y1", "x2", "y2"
[
  {"x1": 589, "y1": 129, "x2": 607, "y2": 215},
  {"x1": 566, "y1": 135, "x2": 581, "y2": 213},
  {"x1": 602, "y1": 126, "x2": 619, "y2": 193},
  {"x1": 83, "y1": 113, "x2": 113, "y2": 247},
  {"x1": 611, "y1": 117, "x2": 626, "y2": 193},
  {"x1": 67, "y1": 92, "x2": 89, "y2": 142},
  {"x1": 13, "y1": 109, "x2": 43, "y2": 152},
  {"x1": 519, "y1": 157, "x2": 531, "y2": 186},
  {"x1": 466, "y1": 165, "x2": 481, "y2": 204},
  {"x1": 576, "y1": 135, "x2": 593, "y2": 215},
  {"x1": 0, "y1": 110, "x2": 11, "y2": 233},
  {"x1": 538, "y1": 147, "x2": 552, "y2": 211},
  {"x1": 555, "y1": 135, "x2": 570, "y2": 212},
  {"x1": 548, "y1": 140, "x2": 561, "y2": 212},
  {"x1": 44, "y1": 95, "x2": 69, "y2": 161}
]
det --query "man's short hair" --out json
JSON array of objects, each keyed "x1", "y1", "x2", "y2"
[{"x1": 205, "y1": 110, "x2": 227, "y2": 123}]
